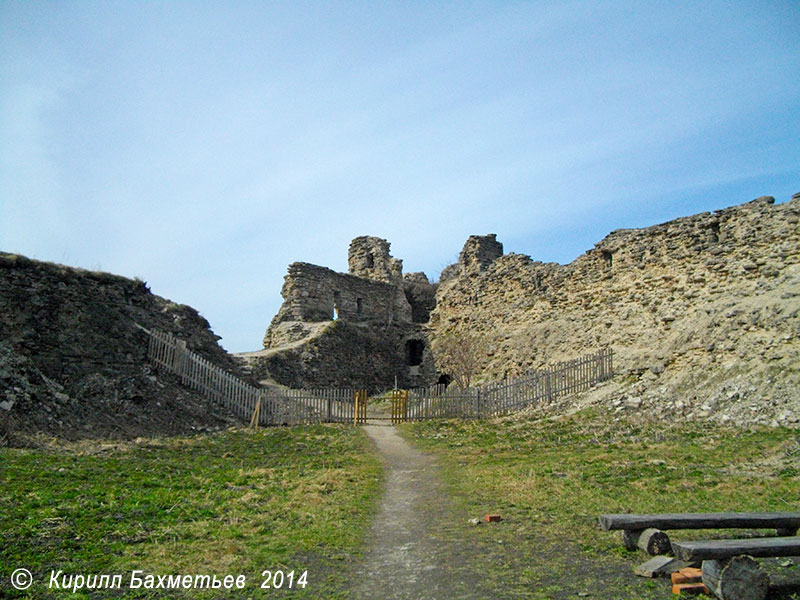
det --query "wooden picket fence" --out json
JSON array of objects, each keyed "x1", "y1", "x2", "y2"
[
  {"x1": 404, "y1": 348, "x2": 613, "y2": 421},
  {"x1": 141, "y1": 326, "x2": 612, "y2": 426},
  {"x1": 143, "y1": 328, "x2": 366, "y2": 426}
]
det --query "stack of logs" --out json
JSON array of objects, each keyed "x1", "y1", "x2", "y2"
[{"x1": 599, "y1": 512, "x2": 800, "y2": 600}]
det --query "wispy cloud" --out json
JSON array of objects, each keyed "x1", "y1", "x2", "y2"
[{"x1": 1, "y1": 1, "x2": 798, "y2": 351}]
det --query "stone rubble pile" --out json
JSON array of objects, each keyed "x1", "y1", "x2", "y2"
[{"x1": 0, "y1": 253, "x2": 241, "y2": 444}]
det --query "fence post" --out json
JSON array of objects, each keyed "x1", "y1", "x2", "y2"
[
  {"x1": 545, "y1": 370, "x2": 553, "y2": 403},
  {"x1": 601, "y1": 349, "x2": 608, "y2": 380},
  {"x1": 172, "y1": 339, "x2": 187, "y2": 378}
]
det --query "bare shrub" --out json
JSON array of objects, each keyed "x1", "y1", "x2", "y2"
[{"x1": 431, "y1": 330, "x2": 482, "y2": 389}]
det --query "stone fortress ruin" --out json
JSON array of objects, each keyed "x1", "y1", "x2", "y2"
[
  {"x1": 238, "y1": 193, "x2": 800, "y2": 427},
  {"x1": 1, "y1": 192, "x2": 798, "y2": 439},
  {"x1": 239, "y1": 236, "x2": 442, "y2": 391}
]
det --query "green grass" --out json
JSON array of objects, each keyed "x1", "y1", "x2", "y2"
[
  {"x1": 1, "y1": 425, "x2": 382, "y2": 599},
  {"x1": 3, "y1": 411, "x2": 797, "y2": 599},
  {"x1": 400, "y1": 409, "x2": 800, "y2": 599}
]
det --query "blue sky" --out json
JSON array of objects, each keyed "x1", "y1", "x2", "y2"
[{"x1": 2, "y1": 1, "x2": 799, "y2": 352}]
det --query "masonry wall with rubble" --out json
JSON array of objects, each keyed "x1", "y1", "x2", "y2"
[
  {"x1": 430, "y1": 195, "x2": 800, "y2": 427},
  {"x1": 0, "y1": 253, "x2": 242, "y2": 444},
  {"x1": 243, "y1": 236, "x2": 439, "y2": 391},
  {"x1": 242, "y1": 193, "x2": 799, "y2": 425}
]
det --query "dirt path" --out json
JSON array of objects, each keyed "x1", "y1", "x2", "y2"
[
  {"x1": 347, "y1": 425, "x2": 693, "y2": 600},
  {"x1": 350, "y1": 424, "x2": 488, "y2": 599}
]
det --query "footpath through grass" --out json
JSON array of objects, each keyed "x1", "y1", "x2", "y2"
[
  {"x1": 400, "y1": 410, "x2": 800, "y2": 599},
  {"x1": 1, "y1": 425, "x2": 382, "y2": 599}
]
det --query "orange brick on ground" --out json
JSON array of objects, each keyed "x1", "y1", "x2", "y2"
[
  {"x1": 484, "y1": 514, "x2": 502, "y2": 523},
  {"x1": 672, "y1": 582, "x2": 710, "y2": 596},
  {"x1": 671, "y1": 567, "x2": 703, "y2": 584},
  {"x1": 679, "y1": 568, "x2": 703, "y2": 578}
]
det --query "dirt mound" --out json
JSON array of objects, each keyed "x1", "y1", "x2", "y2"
[{"x1": 0, "y1": 253, "x2": 244, "y2": 446}]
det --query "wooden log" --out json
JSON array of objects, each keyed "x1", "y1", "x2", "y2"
[
  {"x1": 599, "y1": 512, "x2": 800, "y2": 532},
  {"x1": 623, "y1": 528, "x2": 672, "y2": 555},
  {"x1": 623, "y1": 529, "x2": 639, "y2": 551},
  {"x1": 702, "y1": 556, "x2": 768, "y2": 600},
  {"x1": 673, "y1": 537, "x2": 800, "y2": 561}
]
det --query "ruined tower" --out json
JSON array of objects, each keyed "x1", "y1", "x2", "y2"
[
  {"x1": 459, "y1": 234, "x2": 503, "y2": 273},
  {"x1": 244, "y1": 237, "x2": 438, "y2": 391},
  {"x1": 348, "y1": 236, "x2": 403, "y2": 282}
]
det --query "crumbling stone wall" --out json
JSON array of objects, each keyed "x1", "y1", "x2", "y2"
[
  {"x1": 348, "y1": 236, "x2": 403, "y2": 283},
  {"x1": 430, "y1": 195, "x2": 800, "y2": 427},
  {"x1": 0, "y1": 253, "x2": 241, "y2": 444},
  {"x1": 250, "y1": 320, "x2": 437, "y2": 391},
  {"x1": 439, "y1": 234, "x2": 503, "y2": 282},
  {"x1": 245, "y1": 194, "x2": 799, "y2": 425},
  {"x1": 246, "y1": 237, "x2": 438, "y2": 391},
  {"x1": 263, "y1": 262, "x2": 398, "y2": 348},
  {"x1": 459, "y1": 233, "x2": 504, "y2": 273}
]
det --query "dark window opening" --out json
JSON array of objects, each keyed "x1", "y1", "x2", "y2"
[
  {"x1": 356, "y1": 298, "x2": 363, "y2": 315},
  {"x1": 601, "y1": 249, "x2": 613, "y2": 269},
  {"x1": 437, "y1": 373, "x2": 452, "y2": 387},
  {"x1": 365, "y1": 253, "x2": 374, "y2": 269},
  {"x1": 405, "y1": 339, "x2": 424, "y2": 366}
]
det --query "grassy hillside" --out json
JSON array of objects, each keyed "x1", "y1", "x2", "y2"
[{"x1": 1, "y1": 425, "x2": 382, "y2": 599}]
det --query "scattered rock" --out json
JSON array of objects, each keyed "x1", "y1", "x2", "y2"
[
  {"x1": 650, "y1": 363, "x2": 665, "y2": 375},
  {"x1": 626, "y1": 397, "x2": 643, "y2": 409}
]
